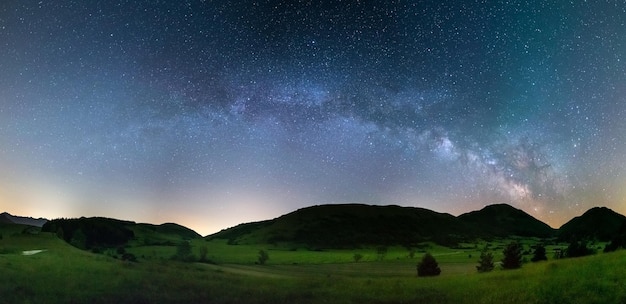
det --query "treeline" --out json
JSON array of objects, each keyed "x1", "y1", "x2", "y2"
[{"x1": 42, "y1": 217, "x2": 135, "y2": 250}]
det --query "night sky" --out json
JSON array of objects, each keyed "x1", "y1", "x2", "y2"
[{"x1": 1, "y1": 1, "x2": 625, "y2": 235}]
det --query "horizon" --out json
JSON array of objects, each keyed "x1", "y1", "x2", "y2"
[
  {"x1": 2, "y1": 201, "x2": 619, "y2": 236},
  {"x1": 2, "y1": 1, "x2": 625, "y2": 236}
]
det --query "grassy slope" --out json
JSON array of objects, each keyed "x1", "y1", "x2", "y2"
[{"x1": 2, "y1": 222, "x2": 625, "y2": 303}]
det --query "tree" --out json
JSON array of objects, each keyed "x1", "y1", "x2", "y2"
[
  {"x1": 476, "y1": 249, "x2": 494, "y2": 272},
  {"x1": 566, "y1": 239, "x2": 594, "y2": 258},
  {"x1": 531, "y1": 244, "x2": 548, "y2": 262},
  {"x1": 417, "y1": 253, "x2": 441, "y2": 277},
  {"x1": 258, "y1": 249, "x2": 269, "y2": 265},
  {"x1": 174, "y1": 241, "x2": 194, "y2": 262},
  {"x1": 199, "y1": 246, "x2": 209, "y2": 262},
  {"x1": 70, "y1": 229, "x2": 87, "y2": 250},
  {"x1": 353, "y1": 253, "x2": 363, "y2": 262},
  {"x1": 502, "y1": 242, "x2": 523, "y2": 269}
]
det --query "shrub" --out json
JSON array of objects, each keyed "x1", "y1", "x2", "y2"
[
  {"x1": 173, "y1": 241, "x2": 194, "y2": 262},
  {"x1": 258, "y1": 249, "x2": 269, "y2": 265},
  {"x1": 476, "y1": 249, "x2": 494, "y2": 272},
  {"x1": 199, "y1": 246, "x2": 209, "y2": 262},
  {"x1": 417, "y1": 253, "x2": 441, "y2": 277},
  {"x1": 531, "y1": 244, "x2": 548, "y2": 262},
  {"x1": 566, "y1": 240, "x2": 594, "y2": 258},
  {"x1": 502, "y1": 242, "x2": 523, "y2": 269}
]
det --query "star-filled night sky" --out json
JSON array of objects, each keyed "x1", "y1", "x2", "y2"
[{"x1": 1, "y1": 1, "x2": 625, "y2": 235}]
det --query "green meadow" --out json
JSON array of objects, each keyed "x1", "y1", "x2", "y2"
[{"x1": 1, "y1": 223, "x2": 625, "y2": 303}]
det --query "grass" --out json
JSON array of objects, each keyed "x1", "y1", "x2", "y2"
[{"x1": 1, "y1": 223, "x2": 624, "y2": 303}]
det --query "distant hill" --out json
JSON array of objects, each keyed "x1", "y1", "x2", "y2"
[
  {"x1": 0, "y1": 213, "x2": 13, "y2": 224},
  {"x1": 558, "y1": 207, "x2": 626, "y2": 241},
  {"x1": 210, "y1": 204, "x2": 470, "y2": 248},
  {"x1": 458, "y1": 204, "x2": 555, "y2": 238},
  {"x1": 208, "y1": 203, "x2": 559, "y2": 248},
  {"x1": 42, "y1": 217, "x2": 201, "y2": 250},
  {"x1": 0, "y1": 212, "x2": 48, "y2": 227}
]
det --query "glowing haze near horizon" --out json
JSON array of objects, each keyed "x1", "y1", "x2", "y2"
[{"x1": 1, "y1": 1, "x2": 625, "y2": 235}]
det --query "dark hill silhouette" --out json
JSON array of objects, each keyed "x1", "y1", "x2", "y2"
[
  {"x1": 42, "y1": 217, "x2": 201, "y2": 250},
  {"x1": 458, "y1": 204, "x2": 555, "y2": 238},
  {"x1": 0, "y1": 213, "x2": 13, "y2": 224},
  {"x1": 209, "y1": 203, "x2": 560, "y2": 248},
  {"x1": 0, "y1": 212, "x2": 48, "y2": 227},
  {"x1": 136, "y1": 222, "x2": 202, "y2": 240},
  {"x1": 211, "y1": 204, "x2": 469, "y2": 248},
  {"x1": 558, "y1": 207, "x2": 626, "y2": 241}
]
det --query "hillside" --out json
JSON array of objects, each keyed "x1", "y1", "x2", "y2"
[
  {"x1": 41, "y1": 217, "x2": 201, "y2": 250},
  {"x1": 0, "y1": 212, "x2": 48, "y2": 227},
  {"x1": 558, "y1": 207, "x2": 626, "y2": 241},
  {"x1": 458, "y1": 204, "x2": 555, "y2": 238},
  {"x1": 209, "y1": 203, "x2": 558, "y2": 248}
]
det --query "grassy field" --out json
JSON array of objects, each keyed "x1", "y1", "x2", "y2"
[{"x1": 1, "y1": 223, "x2": 624, "y2": 303}]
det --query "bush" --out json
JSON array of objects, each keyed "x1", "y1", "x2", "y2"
[
  {"x1": 173, "y1": 241, "x2": 194, "y2": 262},
  {"x1": 531, "y1": 244, "x2": 548, "y2": 262},
  {"x1": 258, "y1": 250, "x2": 269, "y2": 265},
  {"x1": 476, "y1": 249, "x2": 494, "y2": 272},
  {"x1": 417, "y1": 253, "x2": 441, "y2": 277},
  {"x1": 566, "y1": 240, "x2": 594, "y2": 258},
  {"x1": 502, "y1": 242, "x2": 523, "y2": 269}
]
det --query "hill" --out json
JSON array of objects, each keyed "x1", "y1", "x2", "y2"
[
  {"x1": 209, "y1": 203, "x2": 557, "y2": 248},
  {"x1": 0, "y1": 212, "x2": 48, "y2": 227},
  {"x1": 458, "y1": 204, "x2": 555, "y2": 238},
  {"x1": 41, "y1": 217, "x2": 201, "y2": 250},
  {"x1": 558, "y1": 207, "x2": 626, "y2": 241}
]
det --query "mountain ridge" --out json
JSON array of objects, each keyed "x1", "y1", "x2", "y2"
[
  {"x1": 208, "y1": 203, "x2": 563, "y2": 248},
  {"x1": 0, "y1": 212, "x2": 48, "y2": 227}
]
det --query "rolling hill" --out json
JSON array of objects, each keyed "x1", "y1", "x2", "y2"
[
  {"x1": 558, "y1": 207, "x2": 626, "y2": 241},
  {"x1": 208, "y1": 203, "x2": 558, "y2": 248},
  {"x1": 458, "y1": 204, "x2": 555, "y2": 238},
  {"x1": 0, "y1": 212, "x2": 48, "y2": 227}
]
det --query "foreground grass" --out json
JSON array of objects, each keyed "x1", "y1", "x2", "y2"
[{"x1": 1, "y1": 227, "x2": 625, "y2": 303}]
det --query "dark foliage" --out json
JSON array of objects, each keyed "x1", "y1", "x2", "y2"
[
  {"x1": 531, "y1": 244, "x2": 548, "y2": 262},
  {"x1": 121, "y1": 253, "x2": 137, "y2": 262},
  {"x1": 566, "y1": 239, "x2": 595, "y2": 258},
  {"x1": 604, "y1": 221, "x2": 626, "y2": 252},
  {"x1": 417, "y1": 253, "x2": 441, "y2": 277},
  {"x1": 258, "y1": 249, "x2": 269, "y2": 265},
  {"x1": 42, "y1": 217, "x2": 135, "y2": 250},
  {"x1": 353, "y1": 253, "x2": 363, "y2": 262},
  {"x1": 502, "y1": 242, "x2": 523, "y2": 269},
  {"x1": 173, "y1": 241, "x2": 194, "y2": 262},
  {"x1": 476, "y1": 249, "x2": 494, "y2": 272}
]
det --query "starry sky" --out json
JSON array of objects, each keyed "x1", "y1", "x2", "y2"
[{"x1": 1, "y1": 1, "x2": 625, "y2": 235}]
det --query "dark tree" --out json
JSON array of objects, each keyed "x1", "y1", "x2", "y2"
[
  {"x1": 417, "y1": 253, "x2": 441, "y2": 277},
  {"x1": 199, "y1": 246, "x2": 209, "y2": 262},
  {"x1": 476, "y1": 249, "x2": 494, "y2": 272},
  {"x1": 531, "y1": 244, "x2": 548, "y2": 262},
  {"x1": 174, "y1": 241, "x2": 194, "y2": 262},
  {"x1": 566, "y1": 239, "x2": 594, "y2": 258},
  {"x1": 502, "y1": 242, "x2": 523, "y2": 269},
  {"x1": 353, "y1": 253, "x2": 363, "y2": 262},
  {"x1": 258, "y1": 249, "x2": 269, "y2": 265}
]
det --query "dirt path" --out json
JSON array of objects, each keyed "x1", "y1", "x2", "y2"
[{"x1": 22, "y1": 250, "x2": 46, "y2": 256}]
